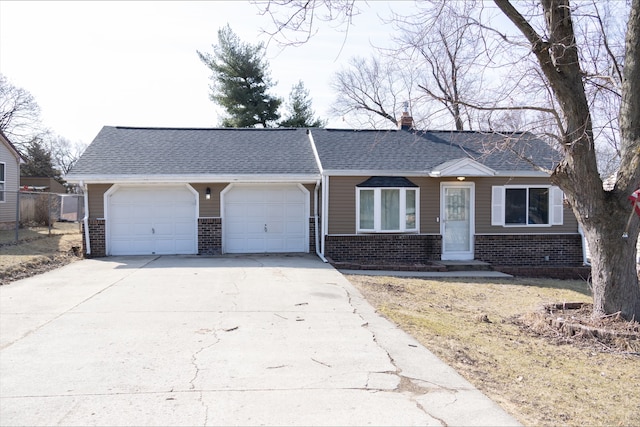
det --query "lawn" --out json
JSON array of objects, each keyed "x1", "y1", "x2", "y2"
[
  {"x1": 0, "y1": 222, "x2": 83, "y2": 285},
  {"x1": 347, "y1": 274, "x2": 640, "y2": 427}
]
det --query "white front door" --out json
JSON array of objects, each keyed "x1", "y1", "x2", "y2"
[{"x1": 441, "y1": 183, "x2": 474, "y2": 260}]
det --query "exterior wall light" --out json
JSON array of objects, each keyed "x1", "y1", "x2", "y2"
[
  {"x1": 205, "y1": 187, "x2": 211, "y2": 200},
  {"x1": 456, "y1": 176, "x2": 466, "y2": 181}
]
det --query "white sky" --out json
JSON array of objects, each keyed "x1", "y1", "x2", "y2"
[{"x1": 0, "y1": 1, "x2": 409, "y2": 146}]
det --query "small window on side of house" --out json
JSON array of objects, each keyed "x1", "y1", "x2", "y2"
[
  {"x1": 492, "y1": 185, "x2": 563, "y2": 226},
  {"x1": 0, "y1": 163, "x2": 5, "y2": 203}
]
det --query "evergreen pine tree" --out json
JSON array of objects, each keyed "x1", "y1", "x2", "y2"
[{"x1": 198, "y1": 25, "x2": 281, "y2": 128}]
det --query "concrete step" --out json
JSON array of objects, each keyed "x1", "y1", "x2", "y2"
[{"x1": 435, "y1": 260, "x2": 493, "y2": 272}]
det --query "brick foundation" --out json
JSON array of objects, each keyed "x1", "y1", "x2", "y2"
[
  {"x1": 493, "y1": 265, "x2": 591, "y2": 280},
  {"x1": 198, "y1": 217, "x2": 222, "y2": 255},
  {"x1": 475, "y1": 234, "x2": 584, "y2": 266},
  {"x1": 309, "y1": 217, "x2": 316, "y2": 253},
  {"x1": 82, "y1": 219, "x2": 106, "y2": 257},
  {"x1": 324, "y1": 234, "x2": 441, "y2": 264}
]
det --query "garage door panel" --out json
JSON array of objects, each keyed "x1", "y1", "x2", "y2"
[
  {"x1": 174, "y1": 222, "x2": 194, "y2": 235},
  {"x1": 224, "y1": 185, "x2": 308, "y2": 254},
  {"x1": 109, "y1": 186, "x2": 196, "y2": 256},
  {"x1": 246, "y1": 238, "x2": 267, "y2": 252},
  {"x1": 267, "y1": 221, "x2": 284, "y2": 233},
  {"x1": 266, "y1": 205, "x2": 284, "y2": 218},
  {"x1": 285, "y1": 204, "x2": 305, "y2": 218},
  {"x1": 226, "y1": 221, "x2": 247, "y2": 234},
  {"x1": 153, "y1": 222, "x2": 173, "y2": 236},
  {"x1": 286, "y1": 221, "x2": 305, "y2": 233},
  {"x1": 266, "y1": 238, "x2": 285, "y2": 252}
]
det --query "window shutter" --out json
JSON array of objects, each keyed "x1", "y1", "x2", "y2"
[
  {"x1": 491, "y1": 186, "x2": 504, "y2": 226},
  {"x1": 550, "y1": 186, "x2": 564, "y2": 225}
]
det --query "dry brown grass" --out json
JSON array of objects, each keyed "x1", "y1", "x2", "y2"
[
  {"x1": 0, "y1": 222, "x2": 83, "y2": 285},
  {"x1": 347, "y1": 274, "x2": 640, "y2": 427}
]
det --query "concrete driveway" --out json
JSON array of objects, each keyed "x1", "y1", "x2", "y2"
[{"x1": 0, "y1": 255, "x2": 518, "y2": 426}]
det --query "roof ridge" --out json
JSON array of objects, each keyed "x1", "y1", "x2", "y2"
[{"x1": 112, "y1": 126, "x2": 300, "y2": 131}]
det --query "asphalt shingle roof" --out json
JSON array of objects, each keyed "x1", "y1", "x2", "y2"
[
  {"x1": 312, "y1": 128, "x2": 559, "y2": 172},
  {"x1": 68, "y1": 126, "x2": 560, "y2": 179},
  {"x1": 68, "y1": 126, "x2": 320, "y2": 177}
]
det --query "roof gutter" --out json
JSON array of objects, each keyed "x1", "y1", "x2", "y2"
[
  {"x1": 64, "y1": 174, "x2": 321, "y2": 184},
  {"x1": 80, "y1": 181, "x2": 91, "y2": 256}
]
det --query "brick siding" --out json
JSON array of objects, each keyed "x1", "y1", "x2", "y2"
[
  {"x1": 325, "y1": 234, "x2": 441, "y2": 264},
  {"x1": 475, "y1": 234, "x2": 584, "y2": 266},
  {"x1": 82, "y1": 219, "x2": 106, "y2": 257},
  {"x1": 198, "y1": 217, "x2": 221, "y2": 255},
  {"x1": 309, "y1": 217, "x2": 316, "y2": 253}
]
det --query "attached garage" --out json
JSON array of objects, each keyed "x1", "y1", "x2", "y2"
[
  {"x1": 223, "y1": 184, "x2": 309, "y2": 253},
  {"x1": 107, "y1": 185, "x2": 197, "y2": 255}
]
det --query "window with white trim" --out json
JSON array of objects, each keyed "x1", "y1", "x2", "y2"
[
  {"x1": 492, "y1": 185, "x2": 563, "y2": 226},
  {"x1": 356, "y1": 177, "x2": 419, "y2": 233},
  {"x1": 0, "y1": 163, "x2": 5, "y2": 203}
]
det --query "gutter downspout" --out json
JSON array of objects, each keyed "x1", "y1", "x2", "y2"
[
  {"x1": 314, "y1": 179, "x2": 327, "y2": 262},
  {"x1": 578, "y1": 225, "x2": 590, "y2": 266},
  {"x1": 81, "y1": 181, "x2": 91, "y2": 255},
  {"x1": 307, "y1": 129, "x2": 327, "y2": 263},
  {"x1": 321, "y1": 173, "x2": 328, "y2": 258}
]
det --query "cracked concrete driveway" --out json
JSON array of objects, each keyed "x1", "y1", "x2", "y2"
[{"x1": 0, "y1": 255, "x2": 519, "y2": 426}]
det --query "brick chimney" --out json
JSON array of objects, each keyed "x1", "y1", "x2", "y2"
[
  {"x1": 399, "y1": 111, "x2": 413, "y2": 131},
  {"x1": 399, "y1": 102, "x2": 413, "y2": 130}
]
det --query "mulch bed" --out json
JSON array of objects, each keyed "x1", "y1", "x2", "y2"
[{"x1": 515, "y1": 302, "x2": 640, "y2": 353}]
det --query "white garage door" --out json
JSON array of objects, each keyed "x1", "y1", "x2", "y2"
[
  {"x1": 108, "y1": 186, "x2": 197, "y2": 255},
  {"x1": 224, "y1": 184, "x2": 308, "y2": 253}
]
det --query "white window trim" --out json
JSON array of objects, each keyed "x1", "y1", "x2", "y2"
[
  {"x1": 356, "y1": 187, "x2": 420, "y2": 233},
  {"x1": 0, "y1": 162, "x2": 5, "y2": 203},
  {"x1": 491, "y1": 185, "x2": 563, "y2": 227}
]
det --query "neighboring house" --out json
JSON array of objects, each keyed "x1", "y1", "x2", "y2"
[
  {"x1": 0, "y1": 131, "x2": 25, "y2": 230},
  {"x1": 21, "y1": 177, "x2": 67, "y2": 194},
  {"x1": 65, "y1": 124, "x2": 583, "y2": 268}
]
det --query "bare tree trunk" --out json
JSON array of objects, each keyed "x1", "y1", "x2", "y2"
[{"x1": 495, "y1": 0, "x2": 640, "y2": 320}]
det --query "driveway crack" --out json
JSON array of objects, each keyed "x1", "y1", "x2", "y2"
[
  {"x1": 342, "y1": 284, "x2": 452, "y2": 425},
  {"x1": 189, "y1": 331, "x2": 219, "y2": 426}
]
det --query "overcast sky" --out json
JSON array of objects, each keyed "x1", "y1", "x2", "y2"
[{"x1": 0, "y1": 1, "x2": 410, "y2": 146}]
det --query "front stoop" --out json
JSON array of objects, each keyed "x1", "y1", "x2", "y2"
[
  {"x1": 328, "y1": 256, "x2": 593, "y2": 280},
  {"x1": 326, "y1": 257, "x2": 447, "y2": 272},
  {"x1": 434, "y1": 260, "x2": 493, "y2": 272},
  {"x1": 327, "y1": 257, "x2": 493, "y2": 273}
]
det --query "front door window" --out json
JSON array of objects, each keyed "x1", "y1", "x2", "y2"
[{"x1": 442, "y1": 184, "x2": 474, "y2": 260}]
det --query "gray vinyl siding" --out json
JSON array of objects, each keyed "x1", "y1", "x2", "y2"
[
  {"x1": 303, "y1": 183, "x2": 316, "y2": 217},
  {"x1": 327, "y1": 175, "x2": 579, "y2": 236},
  {"x1": 328, "y1": 176, "x2": 440, "y2": 235},
  {"x1": 0, "y1": 142, "x2": 20, "y2": 224},
  {"x1": 328, "y1": 176, "x2": 360, "y2": 234},
  {"x1": 191, "y1": 183, "x2": 226, "y2": 217},
  {"x1": 414, "y1": 177, "x2": 440, "y2": 234},
  {"x1": 87, "y1": 184, "x2": 112, "y2": 219}
]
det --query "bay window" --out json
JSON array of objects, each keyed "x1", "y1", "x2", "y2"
[{"x1": 357, "y1": 177, "x2": 419, "y2": 233}]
